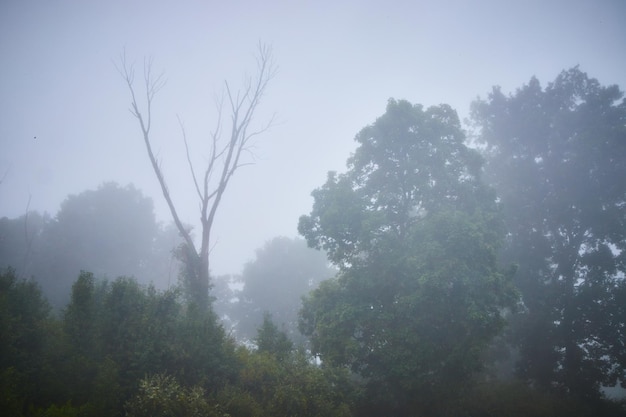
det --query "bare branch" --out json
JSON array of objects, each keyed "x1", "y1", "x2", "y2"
[
  {"x1": 116, "y1": 52, "x2": 196, "y2": 258},
  {"x1": 204, "y1": 95, "x2": 227, "y2": 186},
  {"x1": 177, "y1": 115, "x2": 203, "y2": 201},
  {"x1": 202, "y1": 43, "x2": 277, "y2": 248},
  {"x1": 144, "y1": 57, "x2": 166, "y2": 132},
  {"x1": 0, "y1": 166, "x2": 10, "y2": 185}
]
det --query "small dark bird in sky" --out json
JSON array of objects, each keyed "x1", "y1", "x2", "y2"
[{"x1": 33, "y1": 136, "x2": 37, "y2": 139}]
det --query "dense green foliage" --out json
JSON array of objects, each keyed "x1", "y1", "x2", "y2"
[
  {"x1": 0, "y1": 268, "x2": 55, "y2": 414},
  {"x1": 472, "y1": 67, "x2": 626, "y2": 400},
  {"x1": 298, "y1": 99, "x2": 518, "y2": 415},
  {"x1": 0, "y1": 268, "x2": 357, "y2": 417},
  {"x1": 60, "y1": 271, "x2": 234, "y2": 416},
  {"x1": 124, "y1": 374, "x2": 221, "y2": 417}
]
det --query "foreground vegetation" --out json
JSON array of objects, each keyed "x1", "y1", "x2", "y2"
[
  {"x1": 1, "y1": 268, "x2": 357, "y2": 417},
  {"x1": 2, "y1": 268, "x2": 625, "y2": 417}
]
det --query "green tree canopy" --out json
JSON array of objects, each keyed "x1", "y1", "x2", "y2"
[
  {"x1": 471, "y1": 67, "x2": 626, "y2": 399},
  {"x1": 298, "y1": 99, "x2": 516, "y2": 416}
]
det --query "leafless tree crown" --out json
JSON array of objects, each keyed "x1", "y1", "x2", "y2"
[{"x1": 116, "y1": 43, "x2": 276, "y2": 306}]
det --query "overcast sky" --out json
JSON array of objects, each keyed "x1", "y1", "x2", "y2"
[{"x1": 1, "y1": 0, "x2": 625, "y2": 276}]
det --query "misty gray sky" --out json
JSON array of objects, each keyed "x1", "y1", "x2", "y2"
[{"x1": 1, "y1": 0, "x2": 625, "y2": 276}]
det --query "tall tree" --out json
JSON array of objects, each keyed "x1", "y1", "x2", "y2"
[
  {"x1": 471, "y1": 67, "x2": 626, "y2": 399},
  {"x1": 298, "y1": 99, "x2": 516, "y2": 416},
  {"x1": 119, "y1": 43, "x2": 276, "y2": 309}
]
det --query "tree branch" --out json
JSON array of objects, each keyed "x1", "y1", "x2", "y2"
[
  {"x1": 116, "y1": 52, "x2": 197, "y2": 256},
  {"x1": 177, "y1": 115, "x2": 203, "y2": 202},
  {"x1": 0, "y1": 166, "x2": 10, "y2": 186}
]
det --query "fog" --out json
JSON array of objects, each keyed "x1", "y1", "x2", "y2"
[
  {"x1": 2, "y1": 2, "x2": 626, "y2": 415},
  {"x1": 2, "y1": 1, "x2": 624, "y2": 276}
]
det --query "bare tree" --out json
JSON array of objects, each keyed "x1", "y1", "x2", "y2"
[{"x1": 118, "y1": 43, "x2": 276, "y2": 309}]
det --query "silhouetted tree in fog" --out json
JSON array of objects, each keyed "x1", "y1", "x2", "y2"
[
  {"x1": 0, "y1": 183, "x2": 159, "y2": 308},
  {"x1": 0, "y1": 211, "x2": 48, "y2": 280},
  {"x1": 472, "y1": 67, "x2": 626, "y2": 400},
  {"x1": 233, "y1": 236, "x2": 335, "y2": 345},
  {"x1": 118, "y1": 43, "x2": 276, "y2": 310}
]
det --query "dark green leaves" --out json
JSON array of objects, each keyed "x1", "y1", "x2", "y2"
[
  {"x1": 255, "y1": 313, "x2": 293, "y2": 360},
  {"x1": 300, "y1": 100, "x2": 493, "y2": 270},
  {"x1": 299, "y1": 99, "x2": 516, "y2": 415}
]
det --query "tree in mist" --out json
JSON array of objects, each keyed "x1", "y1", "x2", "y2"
[
  {"x1": 209, "y1": 272, "x2": 240, "y2": 330},
  {"x1": 36, "y1": 182, "x2": 158, "y2": 308},
  {"x1": 232, "y1": 236, "x2": 335, "y2": 345},
  {"x1": 298, "y1": 99, "x2": 517, "y2": 416},
  {"x1": 0, "y1": 184, "x2": 186, "y2": 308},
  {"x1": 471, "y1": 67, "x2": 626, "y2": 399},
  {"x1": 255, "y1": 312, "x2": 294, "y2": 360},
  {"x1": 0, "y1": 211, "x2": 48, "y2": 280},
  {"x1": 118, "y1": 43, "x2": 276, "y2": 309}
]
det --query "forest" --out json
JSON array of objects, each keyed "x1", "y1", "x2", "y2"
[{"x1": 1, "y1": 67, "x2": 625, "y2": 416}]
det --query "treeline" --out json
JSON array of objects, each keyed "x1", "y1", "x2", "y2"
[
  {"x1": 3, "y1": 268, "x2": 622, "y2": 417},
  {"x1": 1, "y1": 67, "x2": 626, "y2": 416},
  {"x1": 294, "y1": 67, "x2": 626, "y2": 416},
  {"x1": 0, "y1": 183, "x2": 182, "y2": 309},
  {"x1": 0, "y1": 268, "x2": 355, "y2": 417}
]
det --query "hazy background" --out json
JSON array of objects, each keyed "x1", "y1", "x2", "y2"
[{"x1": 1, "y1": 0, "x2": 625, "y2": 276}]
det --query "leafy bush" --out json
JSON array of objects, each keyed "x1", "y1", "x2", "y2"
[{"x1": 125, "y1": 374, "x2": 224, "y2": 417}]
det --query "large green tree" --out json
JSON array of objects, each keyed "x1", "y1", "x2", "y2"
[
  {"x1": 298, "y1": 99, "x2": 516, "y2": 416},
  {"x1": 471, "y1": 67, "x2": 626, "y2": 399}
]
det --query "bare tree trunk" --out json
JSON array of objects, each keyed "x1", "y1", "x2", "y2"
[{"x1": 118, "y1": 43, "x2": 276, "y2": 309}]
